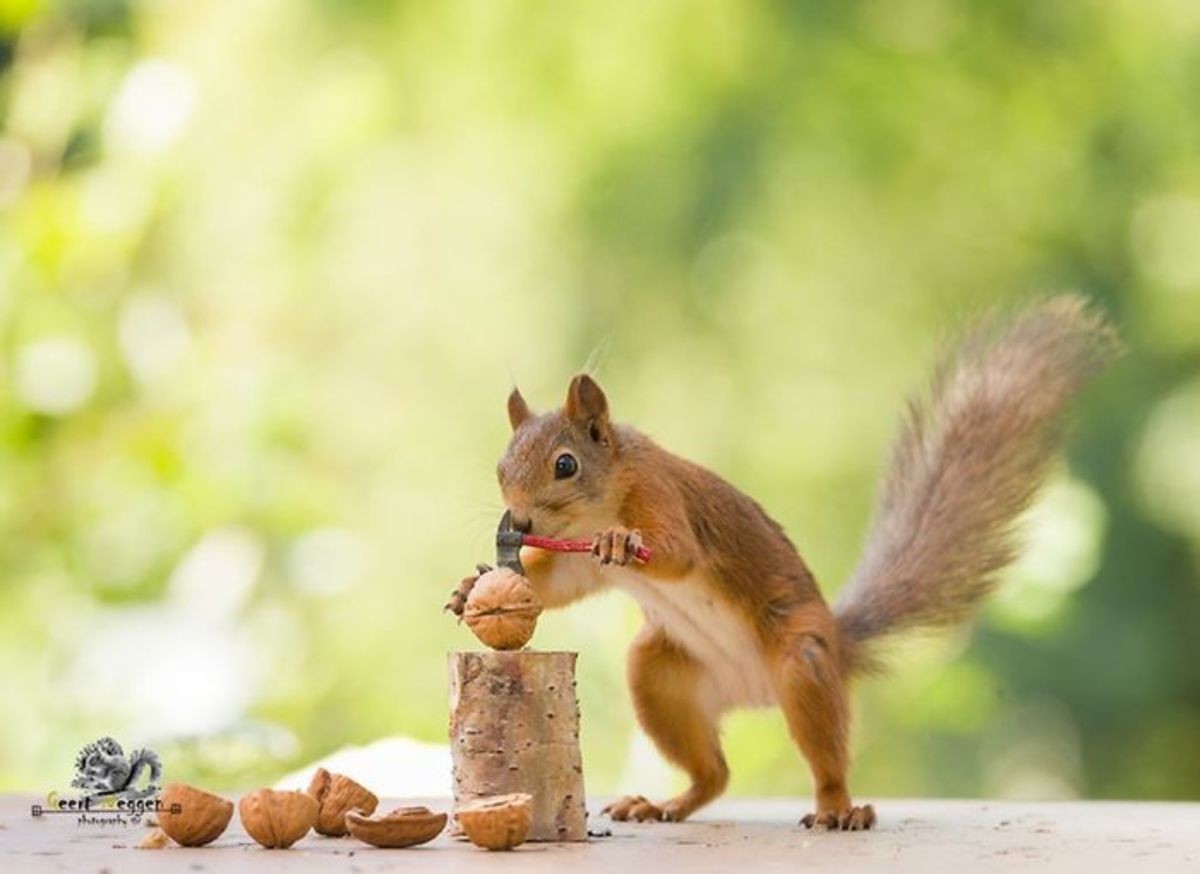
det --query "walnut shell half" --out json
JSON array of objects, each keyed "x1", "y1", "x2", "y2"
[
  {"x1": 455, "y1": 793, "x2": 533, "y2": 851},
  {"x1": 238, "y1": 789, "x2": 317, "y2": 849},
  {"x1": 306, "y1": 768, "x2": 379, "y2": 837},
  {"x1": 463, "y1": 568, "x2": 543, "y2": 650},
  {"x1": 345, "y1": 806, "x2": 447, "y2": 848},
  {"x1": 157, "y1": 783, "x2": 234, "y2": 847}
]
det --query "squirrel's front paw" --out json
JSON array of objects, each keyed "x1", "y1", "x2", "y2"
[
  {"x1": 444, "y1": 563, "x2": 491, "y2": 617},
  {"x1": 592, "y1": 527, "x2": 644, "y2": 566}
]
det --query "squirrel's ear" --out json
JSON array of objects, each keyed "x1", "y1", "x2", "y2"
[
  {"x1": 565, "y1": 374, "x2": 612, "y2": 444},
  {"x1": 507, "y1": 387, "x2": 533, "y2": 430}
]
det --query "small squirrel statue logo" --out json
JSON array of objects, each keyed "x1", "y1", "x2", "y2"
[{"x1": 70, "y1": 736, "x2": 162, "y2": 801}]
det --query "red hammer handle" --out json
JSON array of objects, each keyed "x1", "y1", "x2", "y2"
[{"x1": 521, "y1": 534, "x2": 653, "y2": 564}]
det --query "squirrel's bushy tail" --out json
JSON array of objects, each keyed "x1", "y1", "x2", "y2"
[{"x1": 835, "y1": 295, "x2": 1120, "y2": 674}]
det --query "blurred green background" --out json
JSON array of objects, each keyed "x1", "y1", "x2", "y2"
[{"x1": 1, "y1": 0, "x2": 1198, "y2": 802}]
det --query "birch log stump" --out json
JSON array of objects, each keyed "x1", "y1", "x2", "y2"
[{"x1": 448, "y1": 650, "x2": 588, "y2": 842}]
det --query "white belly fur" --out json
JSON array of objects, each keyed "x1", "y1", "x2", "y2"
[{"x1": 609, "y1": 568, "x2": 777, "y2": 711}]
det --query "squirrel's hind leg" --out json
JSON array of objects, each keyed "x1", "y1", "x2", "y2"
[
  {"x1": 773, "y1": 612, "x2": 876, "y2": 831},
  {"x1": 604, "y1": 624, "x2": 729, "y2": 823}
]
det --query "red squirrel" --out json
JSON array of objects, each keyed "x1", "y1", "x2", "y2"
[{"x1": 448, "y1": 295, "x2": 1119, "y2": 829}]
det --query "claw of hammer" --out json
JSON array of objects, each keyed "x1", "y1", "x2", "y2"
[{"x1": 495, "y1": 510, "x2": 526, "y2": 575}]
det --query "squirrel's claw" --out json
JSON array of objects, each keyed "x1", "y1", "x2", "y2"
[
  {"x1": 443, "y1": 594, "x2": 466, "y2": 619},
  {"x1": 603, "y1": 795, "x2": 665, "y2": 822},
  {"x1": 801, "y1": 804, "x2": 876, "y2": 831},
  {"x1": 445, "y1": 566, "x2": 491, "y2": 619},
  {"x1": 591, "y1": 527, "x2": 644, "y2": 566}
]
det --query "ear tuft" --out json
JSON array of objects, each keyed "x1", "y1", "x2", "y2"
[{"x1": 507, "y1": 387, "x2": 532, "y2": 430}]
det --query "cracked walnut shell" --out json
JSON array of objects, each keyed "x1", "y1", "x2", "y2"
[
  {"x1": 137, "y1": 828, "x2": 170, "y2": 850},
  {"x1": 463, "y1": 568, "x2": 542, "y2": 650},
  {"x1": 157, "y1": 783, "x2": 234, "y2": 847},
  {"x1": 455, "y1": 793, "x2": 533, "y2": 851},
  {"x1": 345, "y1": 806, "x2": 447, "y2": 848},
  {"x1": 238, "y1": 789, "x2": 317, "y2": 849},
  {"x1": 306, "y1": 768, "x2": 378, "y2": 837}
]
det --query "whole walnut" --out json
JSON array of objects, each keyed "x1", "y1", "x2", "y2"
[
  {"x1": 238, "y1": 789, "x2": 317, "y2": 849},
  {"x1": 463, "y1": 568, "x2": 543, "y2": 650},
  {"x1": 455, "y1": 793, "x2": 532, "y2": 851},
  {"x1": 157, "y1": 783, "x2": 234, "y2": 847}
]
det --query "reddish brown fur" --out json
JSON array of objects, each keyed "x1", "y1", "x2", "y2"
[
  {"x1": 471, "y1": 296, "x2": 1118, "y2": 828},
  {"x1": 622, "y1": 626, "x2": 729, "y2": 822}
]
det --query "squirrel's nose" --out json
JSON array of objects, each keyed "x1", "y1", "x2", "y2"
[{"x1": 510, "y1": 512, "x2": 533, "y2": 534}]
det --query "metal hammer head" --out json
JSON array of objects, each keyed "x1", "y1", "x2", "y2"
[{"x1": 496, "y1": 510, "x2": 525, "y2": 575}]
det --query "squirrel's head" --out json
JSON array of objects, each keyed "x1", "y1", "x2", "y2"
[{"x1": 497, "y1": 374, "x2": 623, "y2": 537}]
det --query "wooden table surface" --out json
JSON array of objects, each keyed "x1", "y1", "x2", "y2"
[{"x1": 3, "y1": 796, "x2": 1197, "y2": 873}]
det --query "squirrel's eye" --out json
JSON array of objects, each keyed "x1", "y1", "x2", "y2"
[{"x1": 554, "y1": 453, "x2": 578, "y2": 480}]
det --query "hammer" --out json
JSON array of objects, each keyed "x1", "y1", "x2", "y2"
[{"x1": 495, "y1": 509, "x2": 652, "y2": 575}]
